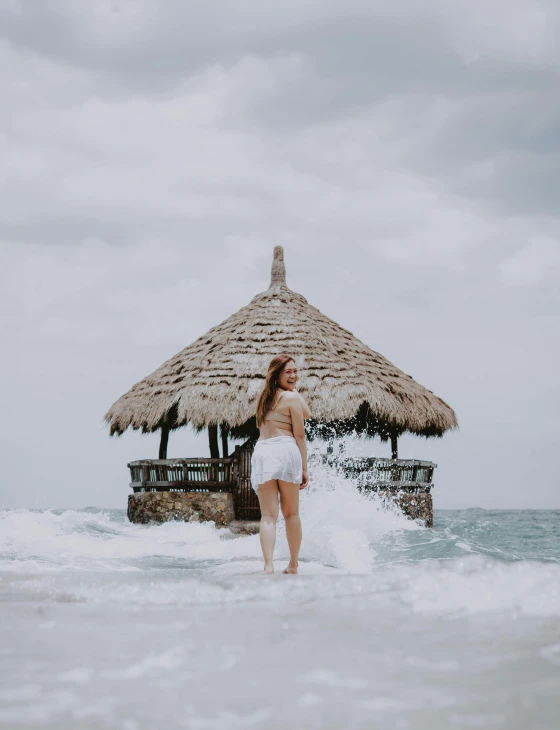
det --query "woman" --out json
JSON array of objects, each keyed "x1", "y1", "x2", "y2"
[{"x1": 251, "y1": 354, "x2": 311, "y2": 575}]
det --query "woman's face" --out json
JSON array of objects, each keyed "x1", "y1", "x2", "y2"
[{"x1": 277, "y1": 360, "x2": 298, "y2": 391}]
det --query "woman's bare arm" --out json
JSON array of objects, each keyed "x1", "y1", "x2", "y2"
[
  {"x1": 297, "y1": 392, "x2": 311, "y2": 420},
  {"x1": 287, "y1": 392, "x2": 308, "y2": 487}
]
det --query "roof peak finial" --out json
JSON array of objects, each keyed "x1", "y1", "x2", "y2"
[{"x1": 269, "y1": 245, "x2": 287, "y2": 288}]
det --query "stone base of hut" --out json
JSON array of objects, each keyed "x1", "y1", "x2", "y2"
[
  {"x1": 127, "y1": 492, "x2": 235, "y2": 527},
  {"x1": 312, "y1": 488, "x2": 433, "y2": 528},
  {"x1": 127, "y1": 490, "x2": 432, "y2": 529},
  {"x1": 395, "y1": 491, "x2": 433, "y2": 527}
]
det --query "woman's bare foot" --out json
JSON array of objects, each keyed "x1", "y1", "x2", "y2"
[
  {"x1": 263, "y1": 563, "x2": 274, "y2": 575},
  {"x1": 282, "y1": 562, "x2": 298, "y2": 574}
]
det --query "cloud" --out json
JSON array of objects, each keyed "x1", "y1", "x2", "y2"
[
  {"x1": 0, "y1": 48, "x2": 496, "y2": 271},
  {"x1": 2, "y1": 1, "x2": 559, "y2": 239},
  {"x1": 499, "y1": 237, "x2": 560, "y2": 286},
  {"x1": 1, "y1": 0, "x2": 560, "y2": 509}
]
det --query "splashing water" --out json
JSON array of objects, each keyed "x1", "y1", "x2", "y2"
[
  {"x1": 0, "y1": 437, "x2": 417, "y2": 578},
  {"x1": 1, "y1": 439, "x2": 559, "y2": 729}
]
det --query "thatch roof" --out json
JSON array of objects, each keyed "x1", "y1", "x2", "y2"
[{"x1": 105, "y1": 246, "x2": 457, "y2": 441}]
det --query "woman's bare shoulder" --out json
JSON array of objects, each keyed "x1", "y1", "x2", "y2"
[
  {"x1": 282, "y1": 391, "x2": 305, "y2": 408},
  {"x1": 297, "y1": 392, "x2": 312, "y2": 417},
  {"x1": 287, "y1": 391, "x2": 311, "y2": 413}
]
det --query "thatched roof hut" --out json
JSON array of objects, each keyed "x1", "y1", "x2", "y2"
[{"x1": 105, "y1": 246, "x2": 457, "y2": 457}]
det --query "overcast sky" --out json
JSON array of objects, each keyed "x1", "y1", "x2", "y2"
[{"x1": 1, "y1": 0, "x2": 559, "y2": 511}]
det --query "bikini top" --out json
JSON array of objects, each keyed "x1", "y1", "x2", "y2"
[{"x1": 264, "y1": 392, "x2": 292, "y2": 426}]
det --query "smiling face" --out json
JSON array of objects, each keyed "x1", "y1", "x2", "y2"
[{"x1": 277, "y1": 359, "x2": 298, "y2": 391}]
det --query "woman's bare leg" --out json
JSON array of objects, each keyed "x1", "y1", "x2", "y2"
[
  {"x1": 256, "y1": 480, "x2": 279, "y2": 574},
  {"x1": 278, "y1": 480, "x2": 301, "y2": 574}
]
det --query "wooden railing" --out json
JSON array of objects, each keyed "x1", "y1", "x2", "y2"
[
  {"x1": 128, "y1": 451, "x2": 436, "y2": 518},
  {"x1": 128, "y1": 458, "x2": 236, "y2": 492},
  {"x1": 331, "y1": 457, "x2": 436, "y2": 492},
  {"x1": 234, "y1": 441, "x2": 259, "y2": 520}
]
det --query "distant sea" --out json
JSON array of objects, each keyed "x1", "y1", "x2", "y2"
[{"x1": 1, "y1": 476, "x2": 559, "y2": 729}]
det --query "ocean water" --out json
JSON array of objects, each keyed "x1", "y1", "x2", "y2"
[{"x1": 1, "y1": 463, "x2": 559, "y2": 729}]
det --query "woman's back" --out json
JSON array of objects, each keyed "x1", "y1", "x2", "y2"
[
  {"x1": 259, "y1": 391, "x2": 293, "y2": 440},
  {"x1": 258, "y1": 390, "x2": 310, "y2": 441}
]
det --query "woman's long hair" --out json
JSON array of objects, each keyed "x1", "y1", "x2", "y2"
[{"x1": 255, "y1": 354, "x2": 295, "y2": 427}]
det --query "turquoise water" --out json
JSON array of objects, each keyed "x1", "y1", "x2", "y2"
[
  {"x1": 388, "y1": 508, "x2": 560, "y2": 562},
  {"x1": 1, "y1": 494, "x2": 559, "y2": 729}
]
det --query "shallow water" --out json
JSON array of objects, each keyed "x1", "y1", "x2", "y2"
[{"x1": 1, "y1": 470, "x2": 559, "y2": 729}]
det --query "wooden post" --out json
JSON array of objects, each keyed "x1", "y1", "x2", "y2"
[
  {"x1": 208, "y1": 425, "x2": 220, "y2": 459},
  {"x1": 220, "y1": 424, "x2": 229, "y2": 458},
  {"x1": 391, "y1": 432, "x2": 398, "y2": 460},
  {"x1": 159, "y1": 424, "x2": 169, "y2": 459},
  {"x1": 142, "y1": 464, "x2": 149, "y2": 491}
]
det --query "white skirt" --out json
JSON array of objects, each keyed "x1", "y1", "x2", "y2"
[{"x1": 250, "y1": 436, "x2": 303, "y2": 492}]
